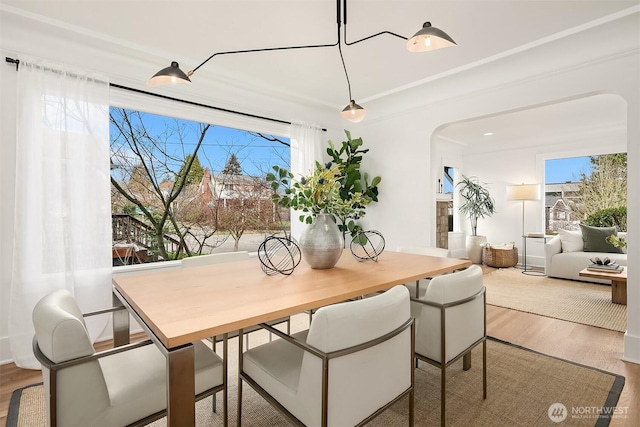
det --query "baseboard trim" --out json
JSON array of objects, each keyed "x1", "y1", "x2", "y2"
[
  {"x1": 0, "y1": 335, "x2": 13, "y2": 365},
  {"x1": 623, "y1": 330, "x2": 640, "y2": 364}
]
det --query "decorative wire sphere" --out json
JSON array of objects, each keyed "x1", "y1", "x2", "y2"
[
  {"x1": 258, "y1": 236, "x2": 302, "y2": 276},
  {"x1": 350, "y1": 230, "x2": 385, "y2": 262}
]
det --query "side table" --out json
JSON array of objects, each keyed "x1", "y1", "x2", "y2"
[{"x1": 522, "y1": 235, "x2": 547, "y2": 276}]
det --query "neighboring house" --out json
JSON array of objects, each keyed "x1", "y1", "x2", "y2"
[{"x1": 544, "y1": 182, "x2": 582, "y2": 232}]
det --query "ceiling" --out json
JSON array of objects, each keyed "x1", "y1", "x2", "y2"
[
  {"x1": 436, "y1": 93, "x2": 628, "y2": 149},
  {"x1": 2, "y1": 0, "x2": 637, "y2": 147},
  {"x1": 3, "y1": 0, "x2": 638, "y2": 109}
]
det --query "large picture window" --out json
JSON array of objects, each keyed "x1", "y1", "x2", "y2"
[
  {"x1": 109, "y1": 107, "x2": 290, "y2": 266},
  {"x1": 544, "y1": 154, "x2": 627, "y2": 234}
]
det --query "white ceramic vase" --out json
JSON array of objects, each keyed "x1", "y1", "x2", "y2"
[{"x1": 299, "y1": 214, "x2": 344, "y2": 269}]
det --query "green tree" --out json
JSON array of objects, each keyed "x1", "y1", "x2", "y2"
[
  {"x1": 222, "y1": 153, "x2": 243, "y2": 175},
  {"x1": 176, "y1": 154, "x2": 204, "y2": 186},
  {"x1": 574, "y1": 153, "x2": 627, "y2": 221}
]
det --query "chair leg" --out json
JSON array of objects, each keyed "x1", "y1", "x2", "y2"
[
  {"x1": 223, "y1": 333, "x2": 228, "y2": 427},
  {"x1": 212, "y1": 338, "x2": 218, "y2": 413},
  {"x1": 409, "y1": 386, "x2": 414, "y2": 427},
  {"x1": 237, "y1": 378, "x2": 243, "y2": 427},
  {"x1": 483, "y1": 340, "x2": 487, "y2": 399},
  {"x1": 463, "y1": 351, "x2": 471, "y2": 371},
  {"x1": 238, "y1": 330, "x2": 243, "y2": 427},
  {"x1": 440, "y1": 364, "x2": 446, "y2": 427}
]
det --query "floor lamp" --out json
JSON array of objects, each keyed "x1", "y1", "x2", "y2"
[{"x1": 507, "y1": 184, "x2": 541, "y2": 274}]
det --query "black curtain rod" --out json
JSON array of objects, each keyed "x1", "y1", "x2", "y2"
[{"x1": 6, "y1": 57, "x2": 327, "y2": 132}]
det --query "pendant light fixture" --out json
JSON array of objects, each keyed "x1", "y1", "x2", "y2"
[
  {"x1": 148, "y1": 0, "x2": 456, "y2": 121},
  {"x1": 148, "y1": 61, "x2": 192, "y2": 86},
  {"x1": 341, "y1": 100, "x2": 366, "y2": 123},
  {"x1": 337, "y1": 40, "x2": 366, "y2": 123},
  {"x1": 406, "y1": 22, "x2": 457, "y2": 53}
]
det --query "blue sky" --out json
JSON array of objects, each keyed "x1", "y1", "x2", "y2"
[
  {"x1": 545, "y1": 156, "x2": 592, "y2": 184},
  {"x1": 110, "y1": 108, "x2": 290, "y2": 179}
]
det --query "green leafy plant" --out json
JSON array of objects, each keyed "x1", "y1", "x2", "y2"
[
  {"x1": 266, "y1": 130, "x2": 381, "y2": 241},
  {"x1": 584, "y1": 206, "x2": 627, "y2": 232},
  {"x1": 457, "y1": 175, "x2": 496, "y2": 236},
  {"x1": 267, "y1": 161, "x2": 355, "y2": 224},
  {"x1": 606, "y1": 234, "x2": 627, "y2": 248},
  {"x1": 326, "y1": 130, "x2": 381, "y2": 240}
]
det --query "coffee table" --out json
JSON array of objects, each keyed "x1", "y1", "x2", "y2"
[{"x1": 579, "y1": 266, "x2": 627, "y2": 305}]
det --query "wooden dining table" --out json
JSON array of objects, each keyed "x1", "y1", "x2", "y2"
[{"x1": 112, "y1": 249, "x2": 472, "y2": 426}]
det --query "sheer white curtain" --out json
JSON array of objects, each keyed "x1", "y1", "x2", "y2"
[
  {"x1": 10, "y1": 57, "x2": 112, "y2": 369},
  {"x1": 289, "y1": 121, "x2": 323, "y2": 240}
]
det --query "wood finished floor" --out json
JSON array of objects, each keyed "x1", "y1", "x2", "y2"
[{"x1": 1, "y1": 307, "x2": 638, "y2": 426}]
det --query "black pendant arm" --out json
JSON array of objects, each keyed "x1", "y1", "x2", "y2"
[
  {"x1": 344, "y1": 29, "x2": 408, "y2": 45},
  {"x1": 192, "y1": 0, "x2": 343, "y2": 75},
  {"x1": 344, "y1": 29, "x2": 409, "y2": 46},
  {"x1": 341, "y1": 0, "x2": 407, "y2": 46},
  {"x1": 190, "y1": 40, "x2": 339, "y2": 75},
  {"x1": 337, "y1": 42, "x2": 352, "y2": 101}
]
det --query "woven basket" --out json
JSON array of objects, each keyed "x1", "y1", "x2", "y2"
[{"x1": 483, "y1": 244, "x2": 518, "y2": 268}]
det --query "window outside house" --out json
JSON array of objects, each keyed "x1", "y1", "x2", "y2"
[
  {"x1": 544, "y1": 153, "x2": 627, "y2": 234},
  {"x1": 110, "y1": 107, "x2": 290, "y2": 266}
]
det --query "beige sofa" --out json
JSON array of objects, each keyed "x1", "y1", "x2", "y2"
[{"x1": 544, "y1": 228, "x2": 626, "y2": 284}]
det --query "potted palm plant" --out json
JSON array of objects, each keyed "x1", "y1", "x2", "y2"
[{"x1": 457, "y1": 175, "x2": 496, "y2": 263}]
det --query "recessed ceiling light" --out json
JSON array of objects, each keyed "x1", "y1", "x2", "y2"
[{"x1": 483, "y1": 132, "x2": 494, "y2": 136}]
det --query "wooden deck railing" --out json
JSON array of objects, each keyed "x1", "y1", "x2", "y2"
[{"x1": 112, "y1": 214, "x2": 181, "y2": 260}]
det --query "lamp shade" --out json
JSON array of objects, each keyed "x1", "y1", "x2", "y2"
[
  {"x1": 506, "y1": 184, "x2": 541, "y2": 201},
  {"x1": 406, "y1": 22, "x2": 456, "y2": 53},
  {"x1": 147, "y1": 61, "x2": 192, "y2": 87},
  {"x1": 341, "y1": 100, "x2": 366, "y2": 123}
]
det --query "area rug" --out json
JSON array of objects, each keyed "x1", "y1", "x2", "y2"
[
  {"x1": 7, "y1": 334, "x2": 625, "y2": 427},
  {"x1": 483, "y1": 267, "x2": 627, "y2": 332}
]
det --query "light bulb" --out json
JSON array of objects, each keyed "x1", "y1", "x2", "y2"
[{"x1": 424, "y1": 36, "x2": 431, "y2": 47}]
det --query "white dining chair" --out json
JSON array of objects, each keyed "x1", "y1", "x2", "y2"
[
  {"x1": 410, "y1": 264, "x2": 487, "y2": 427},
  {"x1": 32, "y1": 289, "x2": 227, "y2": 427},
  {"x1": 237, "y1": 285, "x2": 415, "y2": 427}
]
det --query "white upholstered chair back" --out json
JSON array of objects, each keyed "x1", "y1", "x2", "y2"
[
  {"x1": 412, "y1": 265, "x2": 484, "y2": 363},
  {"x1": 297, "y1": 285, "x2": 412, "y2": 426},
  {"x1": 181, "y1": 250, "x2": 249, "y2": 268},
  {"x1": 32, "y1": 289, "x2": 227, "y2": 427},
  {"x1": 32, "y1": 290, "x2": 110, "y2": 426}
]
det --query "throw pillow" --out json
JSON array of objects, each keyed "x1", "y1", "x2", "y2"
[
  {"x1": 579, "y1": 224, "x2": 623, "y2": 253},
  {"x1": 558, "y1": 229, "x2": 583, "y2": 252}
]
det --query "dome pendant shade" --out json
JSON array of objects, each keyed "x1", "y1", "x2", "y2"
[
  {"x1": 341, "y1": 100, "x2": 366, "y2": 123},
  {"x1": 147, "y1": 61, "x2": 192, "y2": 87},
  {"x1": 406, "y1": 22, "x2": 456, "y2": 53}
]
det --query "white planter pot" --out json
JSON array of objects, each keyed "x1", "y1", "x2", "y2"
[
  {"x1": 299, "y1": 214, "x2": 344, "y2": 269},
  {"x1": 465, "y1": 235, "x2": 487, "y2": 264}
]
